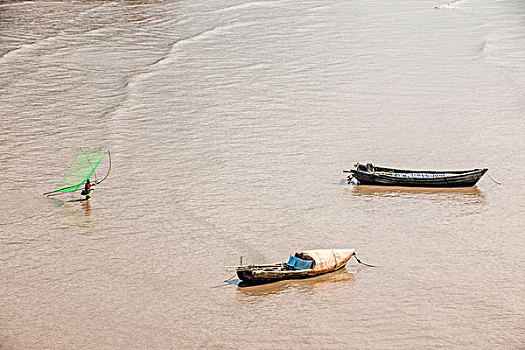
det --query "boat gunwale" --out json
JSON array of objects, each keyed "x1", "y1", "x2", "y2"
[
  {"x1": 355, "y1": 166, "x2": 488, "y2": 176},
  {"x1": 370, "y1": 169, "x2": 487, "y2": 180}
]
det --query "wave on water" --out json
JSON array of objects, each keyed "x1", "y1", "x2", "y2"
[
  {"x1": 0, "y1": 34, "x2": 65, "y2": 61},
  {"x1": 0, "y1": 0, "x2": 34, "y2": 8},
  {"x1": 145, "y1": 19, "x2": 252, "y2": 69},
  {"x1": 212, "y1": 0, "x2": 280, "y2": 14},
  {"x1": 434, "y1": 2, "x2": 467, "y2": 9}
]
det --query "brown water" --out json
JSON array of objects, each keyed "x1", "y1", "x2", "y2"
[{"x1": 1, "y1": 0, "x2": 524, "y2": 349}]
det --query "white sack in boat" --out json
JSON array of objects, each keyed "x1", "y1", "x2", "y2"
[{"x1": 295, "y1": 249, "x2": 355, "y2": 272}]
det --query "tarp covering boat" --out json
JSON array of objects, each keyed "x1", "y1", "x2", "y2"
[
  {"x1": 295, "y1": 249, "x2": 356, "y2": 272},
  {"x1": 286, "y1": 255, "x2": 313, "y2": 270}
]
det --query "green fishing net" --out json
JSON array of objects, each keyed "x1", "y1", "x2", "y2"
[{"x1": 52, "y1": 150, "x2": 106, "y2": 194}]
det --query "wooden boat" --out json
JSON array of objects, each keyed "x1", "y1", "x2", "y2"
[
  {"x1": 344, "y1": 163, "x2": 487, "y2": 187},
  {"x1": 236, "y1": 249, "x2": 356, "y2": 285}
]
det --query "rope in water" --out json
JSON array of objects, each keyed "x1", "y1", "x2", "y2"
[
  {"x1": 487, "y1": 173, "x2": 501, "y2": 185},
  {"x1": 224, "y1": 273, "x2": 237, "y2": 282},
  {"x1": 354, "y1": 254, "x2": 378, "y2": 268}
]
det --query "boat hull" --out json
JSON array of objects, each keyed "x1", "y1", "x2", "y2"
[
  {"x1": 236, "y1": 250, "x2": 355, "y2": 285},
  {"x1": 346, "y1": 165, "x2": 487, "y2": 188}
]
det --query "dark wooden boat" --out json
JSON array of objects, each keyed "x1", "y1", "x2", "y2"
[
  {"x1": 344, "y1": 163, "x2": 487, "y2": 187},
  {"x1": 236, "y1": 249, "x2": 356, "y2": 285}
]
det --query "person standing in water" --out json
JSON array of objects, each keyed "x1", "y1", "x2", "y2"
[{"x1": 83, "y1": 179, "x2": 92, "y2": 200}]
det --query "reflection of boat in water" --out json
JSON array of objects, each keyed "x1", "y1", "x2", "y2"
[
  {"x1": 348, "y1": 184, "x2": 486, "y2": 206},
  {"x1": 351, "y1": 184, "x2": 484, "y2": 198},
  {"x1": 236, "y1": 268, "x2": 356, "y2": 297},
  {"x1": 48, "y1": 197, "x2": 93, "y2": 235},
  {"x1": 236, "y1": 249, "x2": 355, "y2": 286},
  {"x1": 344, "y1": 163, "x2": 487, "y2": 187}
]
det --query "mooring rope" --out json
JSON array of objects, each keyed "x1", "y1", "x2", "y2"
[
  {"x1": 354, "y1": 254, "x2": 378, "y2": 268},
  {"x1": 487, "y1": 173, "x2": 501, "y2": 185},
  {"x1": 224, "y1": 273, "x2": 237, "y2": 282}
]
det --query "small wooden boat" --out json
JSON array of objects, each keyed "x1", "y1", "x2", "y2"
[
  {"x1": 344, "y1": 163, "x2": 487, "y2": 187},
  {"x1": 236, "y1": 249, "x2": 356, "y2": 285}
]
